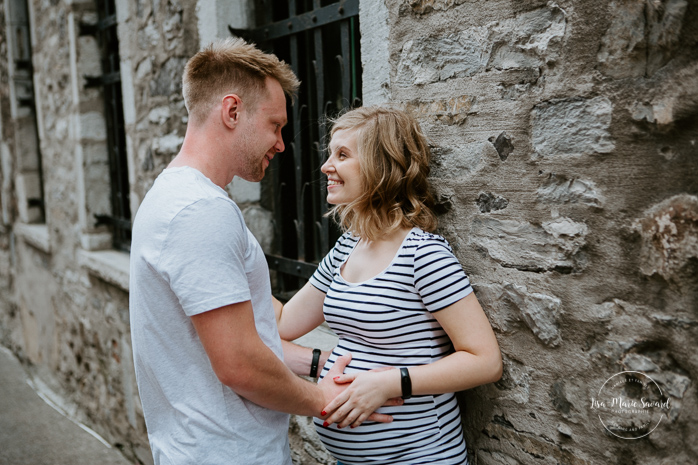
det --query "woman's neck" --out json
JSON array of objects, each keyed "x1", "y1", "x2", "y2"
[{"x1": 359, "y1": 226, "x2": 413, "y2": 248}]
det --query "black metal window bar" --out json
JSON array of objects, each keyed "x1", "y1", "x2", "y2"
[
  {"x1": 230, "y1": 0, "x2": 362, "y2": 295},
  {"x1": 83, "y1": 0, "x2": 131, "y2": 251},
  {"x1": 9, "y1": 0, "x2": 45, "y2": 221}
]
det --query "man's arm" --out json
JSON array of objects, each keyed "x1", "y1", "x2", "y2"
[
  {"x1": 191, "y1": 300, "x2": 342, "y2": 417},
  {"x1": 280, "y1": 340, "x2": 331, "y2": 377}
]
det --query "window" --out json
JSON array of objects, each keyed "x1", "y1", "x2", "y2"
[
  {"x1": 84, "y1": 0, "x2": 131, "y2": 252},
  {"x1": 7, "y1": 0, "x2": 45, "y2": 224},
  {"x1": 231, "y1": 0, "x2": 362, "y2": 294}
]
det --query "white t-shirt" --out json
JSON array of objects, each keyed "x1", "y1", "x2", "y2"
[{"x1": 129, "y1": 166, "x2": 291, "y2": 465}]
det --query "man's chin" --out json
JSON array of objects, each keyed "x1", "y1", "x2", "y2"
[{"x1": 239, "y1": 171, "x2": 265, "y2": 183}]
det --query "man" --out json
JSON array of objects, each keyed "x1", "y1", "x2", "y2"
[{"x1": 129, "y1": 39, "x2": 390, "y2": 464}]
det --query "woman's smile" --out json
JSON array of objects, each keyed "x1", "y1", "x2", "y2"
[{"x1": 321, "y1": 129, "x2": 362, "y2": 205}]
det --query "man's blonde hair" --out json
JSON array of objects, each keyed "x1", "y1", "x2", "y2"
[
  {"x1": 182, "y1": 38, "x2": 300, "y2": 124},
  {"x1": 327, "y1": 106, "x2": 437, "y2": 241}
]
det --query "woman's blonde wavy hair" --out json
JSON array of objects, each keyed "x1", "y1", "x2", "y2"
[{"x1": 327, "y1": 106, "x2": 437, "y2": 241}]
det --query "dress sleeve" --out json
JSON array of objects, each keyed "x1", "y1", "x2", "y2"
[
  {"x1": 414, "y1": 237, "x2": 473, "y2": 312},
  {"x1": 309, "y1": 233, "x2": 355, "y2": 294},
  {"x1": 157, "y1": 197, "x2": 251, "y2": 317}
]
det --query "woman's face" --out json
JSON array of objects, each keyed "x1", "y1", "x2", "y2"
[{"x1": 321, "y1": 128, "x2": 363, "y2": 205}]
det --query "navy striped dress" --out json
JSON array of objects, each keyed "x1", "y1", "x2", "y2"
[{"x1": 309, "y1": 227, "x2": 472, "y2": 465}]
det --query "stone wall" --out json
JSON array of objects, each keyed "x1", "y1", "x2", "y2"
[{"x1": 382, "y1": 0, "x2": 697, "y2": 463}]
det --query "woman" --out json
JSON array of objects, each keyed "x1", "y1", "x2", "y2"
[{"x1": 276, "y1": 106, "x2": 502, "y2": 464}]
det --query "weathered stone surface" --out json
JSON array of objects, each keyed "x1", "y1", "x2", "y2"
[
  {"x1": 476, "y1": 282, "x2": 562, "y2": 346},
  {"x1": 503, "y1": 283, "x2": 562, "y2": 346},
  {"x1": 407, "y1": 0, "x2": 470, "y2": 15},
  {"x1": 403, "y1": 95, "x2": 476, "y2": 125},
  {"x1": 396, "y1": 4, "x2": 566, "y2": 86},
  {"x1": 150, "y1": 57, "x2": 186, "y2": 96},
  {"x1": 471, "y1": 216, "x2": 588, "y2": 272},
  {"x1": 481, "y1": 421, "x2": 591, "y2": 465},
  {"x1": 651, "y1": 313, "x2": 698, "y2": 329},
  {"x1": 289, "y1": 415, "x2": 334, "y2": 465},
  {"x1": 557, "y1": 423, "x2": 573, "y2": 437},
  {"x1": 621, "y1": 351, "x2": 692, "y2": 422},
  {"x1": 79, "y1": 112, "x2": 107, "y2": 141},
  {"x1": 476, "y1": 192, "x2": 508, "y2": 213},
  {"x1": 537, "y1": 174, "x2": 603, "y2": 207},
  {"x1": 135, "y1": 56, "x2": 153, "y2": 80},
  {"x1": 229, "y1": 177, "x2": 261, "y2": 204},
  {"x1": 359, "y1": 0, "x2": 391, "y2": 104},
  {"x1": 477, "y1": 450, "x2": 521, "y2": 465},
  {"x1": 598, "y1": 0, "x2": 688, "y2": 78},
  {"x1": 493, "y1": 354, "x2": 531, "y2": 404},
  {"x1": 397, "y1": 30, "x2": 490, "y2": 85},
  {"x1": 629, "y1": 63, "x2": 698, "y2": 127},
  {"x1": 151, "y1": 131, "x2": 183, "y2": 156},
  {"x1": 549, "y1": 381, "x2": 573, "y2": 414},
  {"x1": 531, "y1": 97, "x2": 615, "y2": 158},
  {"x1": 430, "y1": 140, "x2": 496, "y2": 178},
  {"x1": 632, "y1": 194, "x2": 698, "y2": 281},
  {"x1": 148, "y1": 106, "x2": 171, "y2": 125},
  {"x1": 488, "y1": 132, "x2": 514, "y2": 161},
  {"x1": 242, "y1": 206, "x2": 274, "y2": 252}
]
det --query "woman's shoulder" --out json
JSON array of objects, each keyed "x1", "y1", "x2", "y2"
[
  {"x1": 325, "y1": 232, "x2": 359, "y2": 261},
  {"x1": 334, "y1": 231, "x2": 359, "y2": 249},
  {"x1": 406, "y1": 228, "x2": 454, "y2": 253}
]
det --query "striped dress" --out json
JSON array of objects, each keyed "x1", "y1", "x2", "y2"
[{"x1": 309, "y1": 227, "x2": 472, "y2": 465}]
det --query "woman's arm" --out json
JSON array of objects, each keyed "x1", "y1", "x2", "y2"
[
  {"x1": 274, "y1": 281, "x2": 331, "y2": 376},
  {"x1": 322, "y1": 292, "x2": 502, "y2": 428},
  {"x1": 275, "y1": 281, "x2": 327, "y2": 340}
]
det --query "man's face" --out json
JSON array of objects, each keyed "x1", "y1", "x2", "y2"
[{"x1": 236, "y1": 78, "x2": 287, "y2": 183}]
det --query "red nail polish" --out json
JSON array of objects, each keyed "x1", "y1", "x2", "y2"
[
  {"x1": 337, "y1": 425, "x2": 342, "y2": 429},
  {"x1": 321, "y1": 410, "x2": 326, "y2": 416},
  {"x1": 323, "y1": 421, "x2": 329, "y2": 427}
]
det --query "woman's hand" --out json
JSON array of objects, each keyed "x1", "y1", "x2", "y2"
[{"x1": 321, "y1": 367, "x2": 403, "y2": 428}]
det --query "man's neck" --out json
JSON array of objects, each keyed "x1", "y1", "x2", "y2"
[{"x1": 170, "y1": 125, "x2": 235, "y2": 188}]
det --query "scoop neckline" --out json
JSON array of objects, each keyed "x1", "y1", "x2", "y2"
[{"x1": 337, "y1": 227, "x2": 419, "y2": 286}]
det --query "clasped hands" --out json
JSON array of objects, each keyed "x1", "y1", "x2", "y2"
[{"x1": 317, "y1": 353, "x2": 403, "y2": 428}]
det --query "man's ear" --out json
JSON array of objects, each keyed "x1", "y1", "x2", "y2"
[{"x1": 221, "y1": 94, "x2": 242, "y2": 129}]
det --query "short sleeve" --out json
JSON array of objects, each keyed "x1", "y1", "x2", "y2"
[
  {"x1": 157, "y1": 197, "x2": 251, "y2": 316},
  {"x1": 309, "y1": 233, "x2": 356, "y2": 293},
  {"x1": 414, "y1": 238, "x2": 473, "y2": 312}
]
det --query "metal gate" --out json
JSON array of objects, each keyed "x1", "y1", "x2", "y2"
[{"x1": 230, "y1": 0, "x2": 362, "y2": 294}]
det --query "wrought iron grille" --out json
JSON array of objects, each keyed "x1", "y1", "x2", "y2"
[
  {"x1": 230, "y1": 0, "x2": 362, "y2": 294},
  {"x1": 9, "y1": 0, "x2": 45, "y2": 220},
  {"x1": 84, "y1": 0, "x2": 131, "y2": 252}
]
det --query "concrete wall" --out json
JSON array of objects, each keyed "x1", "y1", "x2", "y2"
[{"x1": 0, "y1": 0, "x2": 696, "y2": 464}]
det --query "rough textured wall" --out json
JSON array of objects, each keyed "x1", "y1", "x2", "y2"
[
  {"x1": 0, "y1": 0, "x2": 153, "y2": 462},
  {"x1": 119, "y1": 0, "x2": 198, "y2": 205},
  {"x1": 0, "y1": 0, "x2": 16, "y2": 347},
  {"x1": 384, "y1": 0, "x2": 697, "y2": 463}
]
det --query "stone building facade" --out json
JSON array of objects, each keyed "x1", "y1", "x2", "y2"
[{"x1": 0, "y1": 0, "x2": 696, "y2": 464}]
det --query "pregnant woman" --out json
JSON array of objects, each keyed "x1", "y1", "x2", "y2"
[{"x1": 276, "y1": 106, "x2": 502, "y2": 464}]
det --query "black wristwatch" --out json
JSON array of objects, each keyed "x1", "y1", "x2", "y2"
[
  {"x1": 400, "y1": 367, "x2": 412, "y2": 399},
  {"x1": 309, "y1": 348, "x2": 322, "y2": 378}
]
